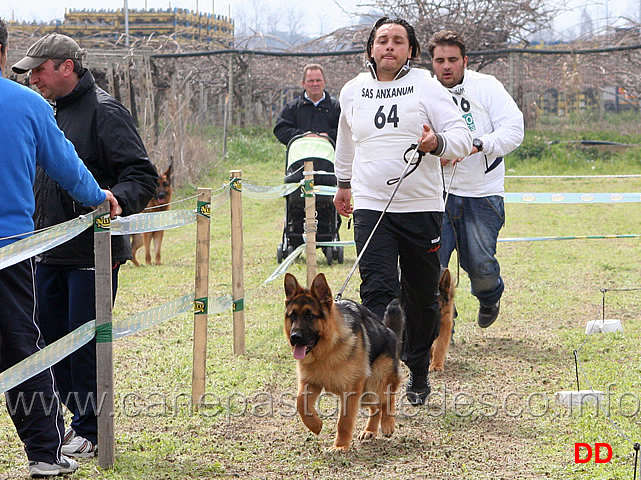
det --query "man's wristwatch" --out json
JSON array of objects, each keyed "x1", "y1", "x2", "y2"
[{"x1": 473, "y1": 138, "x2": 484, "y2": 152}]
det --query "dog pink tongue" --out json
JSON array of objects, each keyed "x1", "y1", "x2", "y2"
[{"x1": 293, "y1": 345, "x2": 307, "y2": 359}]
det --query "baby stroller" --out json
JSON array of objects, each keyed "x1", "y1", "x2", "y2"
[{"x1": 277, "y1": 133, "x2": 344, "y2": 265}]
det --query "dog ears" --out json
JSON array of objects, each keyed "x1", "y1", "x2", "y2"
[
  {"x1": 284, "y1": 273, "x2": 333, "y2": 308},
  {"x1": 284, "y1": 273, "x2": 304, "y2": 301},
  {"x1": 165, "y1": 163, "x2": 172, "y2": 180},
  {"x1": 310, "y1": 273, "x2": 333, "y2": 307}
]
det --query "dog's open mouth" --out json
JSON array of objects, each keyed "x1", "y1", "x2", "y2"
[{"x1": 292, "y1": 343, "x2": 315, "y2": 360}]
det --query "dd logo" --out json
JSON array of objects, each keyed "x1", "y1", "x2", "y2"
[{"x1": 574, "y1": 443, "x2": 613, "y2": 463}]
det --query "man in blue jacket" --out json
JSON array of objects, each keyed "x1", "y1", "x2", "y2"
[
  {"x1": 0, "y1": 19, "x2": 119, "y2": 477},
  {"x1": 273, "y1": 63, "x2": 340, "y2": 145},
  {"x1": 13, "y1": 33, "x2": 158, "y2": 458}
]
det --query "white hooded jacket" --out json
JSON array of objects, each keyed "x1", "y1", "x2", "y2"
[{"x1": 441, "y1": 69, "x2": 524, "y2": 197}]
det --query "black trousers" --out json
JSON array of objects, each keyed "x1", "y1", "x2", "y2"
[
  {"x1": 0, "y1": 258, "x2": 65, "y2": 463},
  {"x1": 353, "y1": 210, "x2": 442, "y2": 373},
  {"x1": 36, "y1": 262, "x2": 120, "y2": 445}
]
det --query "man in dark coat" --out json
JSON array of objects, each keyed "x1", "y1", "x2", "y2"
[
  {"x1": 273, "y1": 63, "x2": 340, "y2": 145},
  {"x1": 13, "y1": 33, "x2": 158, "y2": 458}
]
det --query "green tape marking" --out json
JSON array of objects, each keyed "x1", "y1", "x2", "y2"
[
  {"x1": 93, "y1": 214, "x2": 111, "y2": 232},
  {"x1": 197, "y1": 201, "x2": 211, "y2": 219},
  {"x1": 303, "y1": 179, "x2": 314, "y2": 198},
  {"x1": 194, "y1": 297, "x2": 209, "y2": 315},
  {"x1": 230, "y1": 177, "x2": 242, "y2": 192},
  {"x1": 233, "y1": 298, "x2": 244, "y2": 312},
  {"x1": 95, "y1": 323, "x2": 113, "y2": 343}
]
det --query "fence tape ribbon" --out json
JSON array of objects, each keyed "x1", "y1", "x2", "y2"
[
  {"x1": 0, "y1": 215, "x2": 93, "y2": 271},
  {"x1": 111, "y1": 210, "x2": 197, "y2": 235},
  {"x1": 0, "y1": 320, "x2": 96, "y2": 394},
  {"x1": 307, "y1": 185, "x2": 641, "y2": 203},
  {"x1": 507, "y1": 192, "x2": 641, "y2": 203},
  {"x1": 243, "y1": 182, "x2": 300, "y2": 199},
  {"x1": 0, "y1": 292, "x2": 233, "y2": 395}
]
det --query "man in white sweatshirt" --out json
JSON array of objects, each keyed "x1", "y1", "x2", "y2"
[
  {"x1": 429, "y1": 30, "x2": 524, "y2": 328},
  {"x1": 333, "y1": 17, "x2": 471, "y2": 405}
]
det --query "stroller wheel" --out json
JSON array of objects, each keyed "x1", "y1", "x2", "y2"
[
  {"x1": 325, "y1": 246, "x2": 333, "y2": 266},
  {"x1": 286, "y1": 245, "x2": 294, "y2": 258},
  {"x1": 277, "y1": 243, "x2": 284, "y2": 263},
  {"x1": 336, "y1": 246, "x2": 344, "y2": 264}
]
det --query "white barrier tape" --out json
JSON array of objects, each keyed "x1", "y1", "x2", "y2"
[
  {"x1": 499, "y1": 234, "x2": 640, "y2": 242},
  {"x1": 506, "y1": 175, "x2": 641, "y2": 178},
  {"x1": 0, "y1": 320, "x2": 96, "y2": 395},
  {"x1": 316, "y1": 236, "x2": 640, "y2": 245},
  {"x1": 316, "y1": 240, "x2": 355, "y2": 247},
  {"x1": 0, "y1": 291, "x2": 234, "y2": 395},
  {"x1": 243, "y1": 182, "x2": 300, "y2": 199},
  {"x1": 112, "y1": 292, "x2": 233, "y2": 340},
  {"x1": 210, "y1": 187, "x2": 231, "y2": 210},
  {"x1": 111, "y1": 210, "x2": 197, "y2": 235},
  {"x1": 296, "y1": 185, "x2": 641, "y2": 203},
  {"x1": 507, "y1": 192, "x2": 641, "y2": 203},
  {"x1": 262, "y1": 244, "x2": 305, "y2": 285},
  {"x1": 0, "y1": 215, "x2": 93, "y2": 271},
  {"x1": 313, "y1": 185, "x2": 337, "y2": 196},
  {"x1": 113, "y1": 294, "x2": 195, "y2": 339}
]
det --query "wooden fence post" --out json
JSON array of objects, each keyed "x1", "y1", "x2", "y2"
[
  {"x1": 192, "y1": 188, "x2": 211, "y2": 409},
  {"x1": 304, "y1": 160, "x2": 317, "y2": 287},
  {"x1": 230, "y1": 171, "x2": 245, "y2": 355},
  {"x1": 94, "y1": 202, "x2": 115, "y2": 469}
]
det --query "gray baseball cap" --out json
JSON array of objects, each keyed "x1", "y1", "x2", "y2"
[{"x1": 12, "y1": 33, "x2": 86, "y2": 74}]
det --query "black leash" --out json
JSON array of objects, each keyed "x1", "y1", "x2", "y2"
[
  {"x1": 334, "y1": 148, "x2": 458, "y2": 301},
  {"x1": 334, "y1": 144, "x2": 422, "y2": 301}
]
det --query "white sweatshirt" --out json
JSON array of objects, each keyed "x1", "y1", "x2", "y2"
[
  {"x1": 442, "y1": 69, "x2": 524, "y2": 197},
  {"x1": 335, "y1": 68, "x2": 472, "y2": 213}
]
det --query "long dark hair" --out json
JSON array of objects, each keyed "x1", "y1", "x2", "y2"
[{"x1": 366, "y1": 16, "x2": 421, "y2": 69}]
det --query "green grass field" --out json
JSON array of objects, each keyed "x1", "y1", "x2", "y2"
[{"x1": 2, "y1": 124, "x2": 641, "y2": 479}]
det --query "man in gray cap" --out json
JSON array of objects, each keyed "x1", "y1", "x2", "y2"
[
  {"x1": 13, "y1": 33, "x2": 158, "y2": 459},
  {"x1": 0, "y1": 20, "x2": 120, "y2": 478}
]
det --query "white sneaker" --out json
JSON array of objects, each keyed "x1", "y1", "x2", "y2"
[
  {"x1": 29, "y1": 455, "x2": 78, "y2": 477},
  {"x1": 62, "y1": 427, "x2": 75, "y2": 445},
  {"x1": 61, "y1": 434, "x2": 97, "y2": 458}
]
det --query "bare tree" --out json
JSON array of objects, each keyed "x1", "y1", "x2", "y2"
[{"x1": 357, "y1": 0, "x2": 563, "y2": 50}]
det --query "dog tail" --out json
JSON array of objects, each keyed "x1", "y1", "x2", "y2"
[{"x1": 383, "y1": 299, "x2": 405, "y2": 355}]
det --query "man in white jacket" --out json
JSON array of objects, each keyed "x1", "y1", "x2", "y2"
[
  {"x1": 429, "y1": 30, "x2": 524, "y2": 328},
  {"x1": 334, "y1": 17, "x2": 471, "y2": 405}
]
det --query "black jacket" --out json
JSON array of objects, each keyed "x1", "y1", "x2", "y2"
[
  {"x1": 34, "y1": 69, "x2": 158, "y2": 265},
  {"x1": 273, "y1": 90, "x2": 340, "y2": 145}
]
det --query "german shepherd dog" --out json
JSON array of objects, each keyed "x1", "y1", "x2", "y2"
[
  {"x1": 131, "y1": 164, "x2": 173, "y2": 266},
  {"x1": 429, "y1": 268, "x2": 456, "y2": 372},
  {"x1": 284, "y1": 272, "x2": 404, "y2": 451}
]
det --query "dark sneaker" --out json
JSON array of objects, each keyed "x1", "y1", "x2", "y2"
[
  {"x1": 478, "y1": 300, "x2": 500, "y2": 328},
  {"x1": 406, "y1": 371, "x2": 431, "y2": 406},
  {"x1": 61, "y1": 434, "x2": 97, "y2": 458},
  {"x1": 29, "y1": 455, "x2": 78, "y2": 477}
]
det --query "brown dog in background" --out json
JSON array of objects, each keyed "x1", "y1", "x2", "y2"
[
  {"x1": 430, "y1": 268, "x2": 456, "y2": 372},
  {"x1": 131, "y1": 164, "x2": 173, "y2": 266}
]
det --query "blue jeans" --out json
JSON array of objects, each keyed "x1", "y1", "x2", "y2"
[{"x1": 439, "y1": 194, "x2": 505, "y2": 306}]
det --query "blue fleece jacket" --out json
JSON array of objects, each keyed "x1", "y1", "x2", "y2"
[{"x1": 0, "y1": 71, "x2": 106, "y2": 248}]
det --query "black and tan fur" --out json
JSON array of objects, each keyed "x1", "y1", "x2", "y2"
[
  {"x1": 131, "y1": 164, "x2": 172, "y2": 266},
  {"x1": 284, "y1": 273, "x2": 404, "y2": 451},
  {"x1": 430, "y1": 268, "x2": 456, "y2": 372}
]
